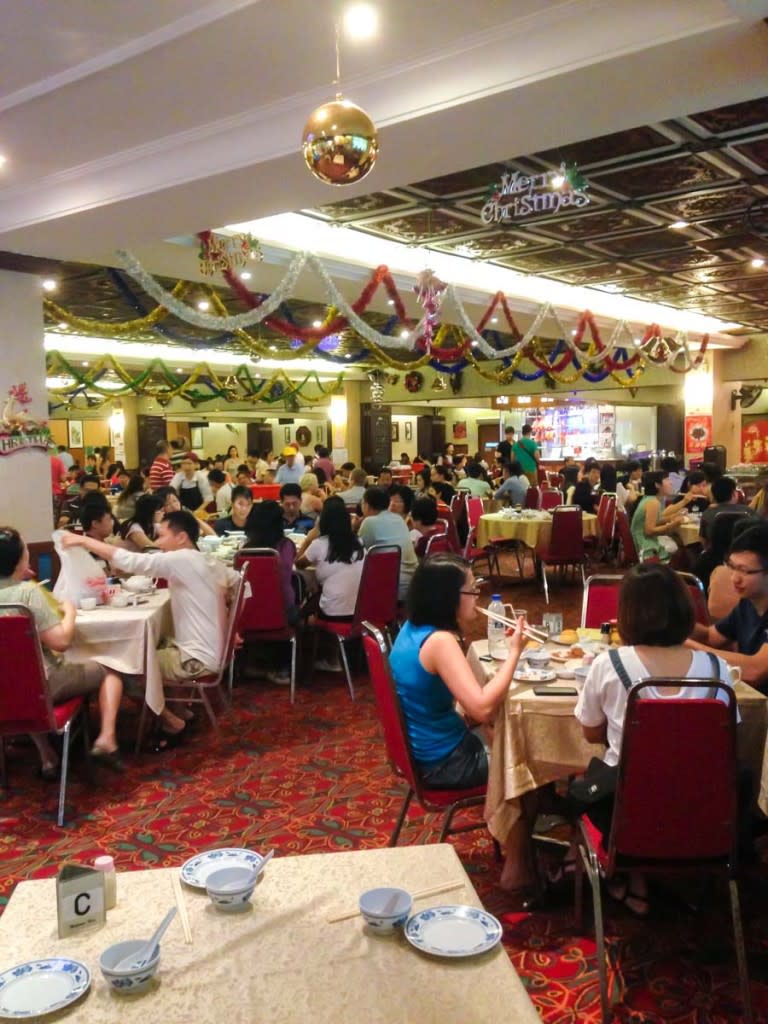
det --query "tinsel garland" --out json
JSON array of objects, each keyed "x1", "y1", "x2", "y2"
[
  {"x1": 46, "y1": 351, "x2": 344, "y2": 408},
  {"x1": 44, "y1": 280, "x2": 192, "y2": 338}
]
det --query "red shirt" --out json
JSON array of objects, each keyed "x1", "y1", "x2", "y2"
[
  {"x1": 149, "y1": 456, "x2": 174, "y2": 491},
  {"x1": 50, "y1": 455, "x2": 67, "y2": 496}
]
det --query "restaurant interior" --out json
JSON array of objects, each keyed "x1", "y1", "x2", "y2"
[{"x1": 1, "y1": 2, "x2": 768, "y2": 1020}]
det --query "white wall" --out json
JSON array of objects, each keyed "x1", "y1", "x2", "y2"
[
  {"x1": 0, "y1": 271, "x2": 51, "y2": 542},
  {"x1": 615, "y1": 406, "x2": 656, "y2": 455}
]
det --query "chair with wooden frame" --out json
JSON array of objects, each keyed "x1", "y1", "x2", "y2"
[
  {"x1": 0, "y1": 604, "x2": 90, "y2": 827},
  {"x1": 362, "y1": 622, "x2": 488, "y2": 847},
  {"x1": 575, "y1": 680, "x2": 752, "y2": 1024}
]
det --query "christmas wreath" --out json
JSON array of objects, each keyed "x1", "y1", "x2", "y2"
[{"x1": 404, "y1": 371, "x2": 424, "y2": 394}]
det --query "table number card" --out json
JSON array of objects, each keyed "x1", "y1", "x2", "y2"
[{"x1": 56, "y1": 862, "x2": 106, "y2": 938}]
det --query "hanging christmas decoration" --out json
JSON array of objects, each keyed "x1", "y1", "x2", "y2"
[
  {"x1": 404, "y1": 371, "x2": 424, "y2": 393},
  {"x1": 198, "y1": 230, "x2": 262, "y2": 276},
  {"x1": 413, "y1": 269, "x2": 446, "y2": 352},
  {"x1": 302, "y1": 21, "x2": 378, "y2": 186},
  {"x1": 368, "y1": 369, "x2": 387, "y2": 407}
]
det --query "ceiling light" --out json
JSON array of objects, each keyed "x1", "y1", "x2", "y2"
[
  {"x1": 197, "y1": 300, "x2": 210, "y2": 311},
  {"x1": 57, "y1": 322, "x2": 68, "y2": 330},
  {"x1": 471, "y1": 341, "x2": 479, "y2": 348},
  {"x1": 0, "y1": 154, "x2": 7, "y2": 168},
  {"x1": 269, "y1": 345, "x2": 277, "y2": 352},
  {"x1": 400, "y1": 329, "x2": 410, "y2": 338},
  {"x1": 343, "y1": 3, "x2": 378, "y2": 40},
  {"x1": 387, "y1": 299, "x2": 395, "y2": 306},
  {"x1": 490, "y1": 317, "x2": 498, "y2": 324},
  {"x1": 240, "y1": 271, "x2": 252, "y2": 280},
  {"x1": 81, "y1": 361, "x2": 89, "y2": 367},
  {"x1": 42, "y1": 279, "x2": 57, "y2": 292},
  {"x1": 312, "y1": 319, "x2": 323, "y2": 328},
  {"x1": 518, "y1": 395, "x2": 532, "y2": 404},
  {"x1": 175, "y1": 368, "x2": 183, "y2": 373},
  {"x1": 751, "y1": 257, "x2": 765, "y2": 269},
  {"x1": 669, "y1": 220, "x2": 689, "y2": 230}
]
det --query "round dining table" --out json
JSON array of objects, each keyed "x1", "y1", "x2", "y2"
[{"x1": 477, "y1": 510, "x2": 598, "y2": 551}]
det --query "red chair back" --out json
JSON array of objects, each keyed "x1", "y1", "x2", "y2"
[
  {"x1": 219, "y1": 563, "x2": 250, "y2": 670},
  {"x1": 351, "y1": 545, "x2": 401, "y2": 632},
  {"x1": 414, "y1": 525, "x2": 445, "y2": 558},
  {"x1": 423, "y1": 531, "x2": 451, "y2": 558},
  {"x1": 234, "y1": 549, "x2": 291, "y2": 633},
  {"x1": 546, "y1": 506, "x2": 584, "y2": 561},
  {"x1": 580, "y1": 575, "x2": 622, "y2": 628},
  {"x1": 361, "y1": 625, "x2": 419, "y2": 790},
  {"x1": 676, "y1": 571, "x2": 710, "y2": 626},
  {"x1": 523, "y1": 486, "x2": 541, "y2": 510},
  {"x1": 465, "y1": 497, "x2": 484, "y2": 530},
  {"x1": 614, "y1": 508, "x2": 638, "y2": 567},
  {"x1": 596, "y1": 493, "x2": 617, "y2": 545},
  {"x1": 541, "y1": 489, "x2": 563, "y2": 512},
  {"x1": 609, "y1": 681, "x2": 738, "y2": 865},
  {"x1": 249, "y1": 484, "x2": 282, "y2": 501},
  {"x1": 0, "y1": 605, "x2": 56, "y2": 734},
  {"x1": 441, "y1": 506, "x2": 463, "y2": 554}
]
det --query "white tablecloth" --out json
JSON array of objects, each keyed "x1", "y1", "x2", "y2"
[
  {"x1": 0, "y1": 846, "x2": 540, "y2": 1024},
  {"x1": 69, "y1": 592, "x2": 172, "y2": 713}
]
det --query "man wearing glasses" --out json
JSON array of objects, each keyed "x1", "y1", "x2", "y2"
[{"x1": 687, "y1": 524, "x2": 768, "y2": 690}]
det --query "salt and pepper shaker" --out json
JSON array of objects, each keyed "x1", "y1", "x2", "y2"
[{"x1": 94, "y1": 855, "x2": 117, "y2": 910}]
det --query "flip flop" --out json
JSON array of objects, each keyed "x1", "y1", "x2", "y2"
[{"x1": 90, "y1": 746, "x2": 125, "y2": 773}]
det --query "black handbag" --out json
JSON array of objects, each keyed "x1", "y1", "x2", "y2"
[{"x1": 568, "y1": 756, "x2": 618, "y2": 804}]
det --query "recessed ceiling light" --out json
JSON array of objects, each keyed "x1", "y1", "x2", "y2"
[
  {"x1": 0, "y1": 154, "x2": 7, "y2": 168},
  {"x1": 669, "y1": 220, "x2": 689, "y2": 230},
  {"x1": 751, "y1": 257, "x2": 765, "y2": 268},
  {"x1": 387, "y1": 299, "x2": 395, "y2": 306},
  {"x1": 81, "y1": 361, "x2": 89, "y2": 367},
  {"x1": 490, "y1": 317, "x2": 498, "y2": 324},
  {"x1": 343, "y1": 3, "x2": 378, "y2": 40},
  {"x1": 268, "y1": 345, "x2": 277, "y2": 352},
  {"x1": 312, "y1": 319, "x2": 323, "y2": 328},
  {"x1": 197, "y1": 300, "x2": 210, "y2": 311},
  {"x1": 42, "y1": 279, "x2": 57, "y2": 292},
  {"x1": 175, "y1": 368, "x2": 183, "y2": 373},
  {"x1": 240, "y1": 271, "x2": 252, "y2": 280},
  {"x1": 58, "y1": 322, "x2": 68, "y2": 330}
]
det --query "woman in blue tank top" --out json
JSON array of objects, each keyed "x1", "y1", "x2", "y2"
[{"x1": 389, "y1": 555, "x2": 531, "y2": 890}]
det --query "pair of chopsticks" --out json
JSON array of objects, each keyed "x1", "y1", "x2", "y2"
[
  {"x1": 478, "y1": 606, "x2": 549, "y2": 645},
  {"x1": 327, "y1": 880, "x2": 465, "y2": 923},
  {"x1": 170, "y1": 872, "x2": 193, "y2": 944}
]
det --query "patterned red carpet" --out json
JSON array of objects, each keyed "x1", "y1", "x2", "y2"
[{"x1": 0, "y1": 571, "x2": 766, "y2": 1022}]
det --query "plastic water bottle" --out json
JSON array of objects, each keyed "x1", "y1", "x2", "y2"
[{"x1": 487, "y1": 594, "x2": 507, "y2": 659}]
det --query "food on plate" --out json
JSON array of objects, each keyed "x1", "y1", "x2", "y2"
[
  {"x1": 568, "y1": 645, "x2": 584, "y2": 658},
  {"x1": 559, "y1": 629, "x2": 578, "y2": 645}
]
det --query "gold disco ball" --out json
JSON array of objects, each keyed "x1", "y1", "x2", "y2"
[{"x1": 302, "y1": 95, "x2": 379, "y2": 186}]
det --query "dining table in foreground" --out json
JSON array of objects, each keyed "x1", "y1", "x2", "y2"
[
  {"x1": 0, "y1": 845, "x2": 540, "y2": 1024},
  {"x1": 467, "y1": 639, "x2": 768, "y2": 843},
  {"x1": 67, "y1": 590, "x2": 172, "y2": 714}
]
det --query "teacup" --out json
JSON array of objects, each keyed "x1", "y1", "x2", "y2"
[{"x1": 79, "y1": 597, "x2": 98, "y2": 611}]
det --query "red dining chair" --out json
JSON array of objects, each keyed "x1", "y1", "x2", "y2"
[
  {"x1": 362, "y1": 622, "x2": 488, "y2": 846},
  {"x1": 423, "y1": 532, "x2": 452, "y2": 558},
  {"x1": 440, "y1": 505, "x2": 463, "y2": 554},
  {"x1": 587, "y1": 492, "x2": 617, "y2": 563},
  {"x1": 523, "y1": 486, "x2": 541, "y2": 510},
  {"x1": 536, "y1": 506, "x2": 586, "y2": 604},
  {"x1": 614, "y1": 509, "x2": 639, "y2": 567},
  {"x1": 310, "y1": 544, "x2": 401, "y2": 700},
  {"x1": 463, "y1": 525, "x2": 500, "y2": 581},
  {"x1": 580, "y1": 575, "x2": 622, "y2": 629},
  {"x1": 575, "y1": 680, "x2": 752, "y2": 1024},
  {"x1": 137, "y1": 564, "x2": 249, "y2": 747},
  {"x1": 233, "y1": 548, "x2": 304, "y2": 701},
  {"x1": 0, "y1": 604, "x2": 90, "y2": 827},
  {"x1": 449, "y1": 493, "x2": 467, "y2": 548},
  {"x1": 541, "y1": 489, "x2": 563, "y2": 512},
  {"x1": 675, "y1": 570, "x2": 710, "y2": 626},
  {"x1": 465, "y1": 496, "x2": 485, "y2": 531}
]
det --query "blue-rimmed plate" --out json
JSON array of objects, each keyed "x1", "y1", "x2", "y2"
[
  {"x1": 404, "y1": 905, "x2": 502, "y2": 958},
  {"x1": 0, "y1": 958, "x2": 90, "y2": 1019},
  {"x1": 180, "y1": 848, "x2": 264, "y2": 889}
]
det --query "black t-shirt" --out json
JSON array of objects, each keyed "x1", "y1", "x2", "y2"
[
  {"x1": 716, "y1": 598, "x2": 768, "y2": 656},
  {"x1": 572, "y1": 481, "x2": 599, "y2": 514},
  {"x1": 496, "y1": 440, "x2": 513, "y2": 461},
  {"x1": 433, "y1": 481, "x2": 456, "y2": 504}
]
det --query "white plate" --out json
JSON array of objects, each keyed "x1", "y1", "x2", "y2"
[
  {"x1": 552, "y1": 634, "x2": 580, "y2": 646},
  {"x1": 0, "y1": 959, "x2": 90, "y2": 1019},
  {"x1": 180, "y1": 848, "x2": 264, "y2": 889},
  {"x1": 513, "y1": 669, "x2": 557, "y2": 683},
  {"x1": 404, "y1": 905, "x2": 501, "y2": 958}
]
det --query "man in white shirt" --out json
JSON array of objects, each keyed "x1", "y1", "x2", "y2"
[
  {"x1": 208, "y1": 469, "x2": 232, "y2": 515},
  {"x1": 275, "y1": 447, "x2": 303, "y2": 485},
  {"x1": 171, "y1": 454, "x2": 213, "y2": 513},
  {"x1": 62, "y1": 510, "x2": 240, "y2": 733}
]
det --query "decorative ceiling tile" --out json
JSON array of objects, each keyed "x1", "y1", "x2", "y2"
[
  {"x1": 590, "y1": 154, "x2": 738, "y2": 200},
  {"x1": 310, "y1": 191, "x2": 413, "y2": 221},
  {"x1": 546, "y1": 263, "x2": 646, "y2": 286},
  {"x1": 672, "y1": 261, "x2": 758, "y2": 284},
  {"x1": 638, "y1": 250, "x2": 725, "y2": 273},
  {"x1": 431, "y1": 231, "x2": 552, "y2": 259},
  {"x1": 646, "y1": 184, "x2": 760, "y2": 222},
  {"x1": 534, "y1": 126, "x2": 676, "y2": 168},
  {"x1": 495, "y1": 249, "x2": 599, "y2": 272},
  {"x1": 358, "y1": 208, "x2": 480, "y2": 242},
  {"x1": 529, "y1": 207, "x2": 658, "y2": 241},
  {"x1": 729, "y1": 137, "x2": 768, "y2": 173},
  {"x1": 587, "y1": 228, "x2": 694, "y2": 258},
  {"x1": 623, "y1": 274, "x2": 689, "y2": 296},
  {"x1": 409, "y1": 163, "x2": 510, "y2": 197},
  {"x1": 687, "y1": 98, "x2": 768, "y2": 136}
]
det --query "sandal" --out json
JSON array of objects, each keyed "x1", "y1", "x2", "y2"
[
  {"x1": 39, "y1": 762, "x2": 59, "y2": 782},
  {"x1": 152, "y1": 726, "x2": 186, "y2": 754},
  {"x1": 608, "y1": 877, "x2": 650, "y2": 917},
  {"x1": 90, "y1": 746, "x2": 125, "y2": 773}
]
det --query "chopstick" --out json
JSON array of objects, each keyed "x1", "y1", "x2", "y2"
[
  {"x1": 170, "y1": 872, "x2": 193, "y2": 944},
  {"x1": 327, "y1": 880, "x2": 466, "y2": 923},
  {"x1": 477, "y1": 607, "x2": 549, "y2": 644}
]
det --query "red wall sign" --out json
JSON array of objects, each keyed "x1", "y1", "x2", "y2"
[{"x1": 684, "y1": 415, "x2": 712, "y2": 453}]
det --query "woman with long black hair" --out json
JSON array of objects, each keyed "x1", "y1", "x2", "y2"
[
  {"x1": 118, "y1": 493, "x2": 164, "y2": 551},
  {"x1": 296, "y1": 496, "x2": 363, "y2": 622}
]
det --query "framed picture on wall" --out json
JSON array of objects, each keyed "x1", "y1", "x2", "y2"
[
  {"x1": 190, "y1": 427, "x2": 204, "y2": 449},
  {"x1": 404, "y1": 422, "x2": 413, "y2": 442},
  {"x1": 453, "y1": 421, "x2": 467, "y2": 439},
  {"x1": 68, "y1": 420, "x2": 84, "y2": 448},
  {"x1": 315, "y1": 425, "x2": 324, "y2": 442},
  {"x1": 391, "y1": 423, "x2": 400, "y2": 442},
  {"x1": 284, "y1": 427, "x2": 291, "y2": 442}
]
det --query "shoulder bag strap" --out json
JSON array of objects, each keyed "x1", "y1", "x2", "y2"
[
  {"x1": 608, "y1": 648, "x2": 634, "y2": 693},
  {"x1": 705, "y1": 650, "x2": 720, "y2": 698}
]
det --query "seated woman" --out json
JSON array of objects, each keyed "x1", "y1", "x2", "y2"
[
  {"x1": 573, "y1": 563, "x2": 734, "y2": 914},
  {"x1": 630, "y1": 470, "x2": 696, "y2": 563},
  {"x1": 388, "y1": 555, "x2": 531, "y2": 891},
  {"x1": 409, "y1": 495, "x2": 440, "y2": 556},
  {"x1": 114, "y1": 474, "x2": 145, "y2": 522},
  {"x1": 0, "y1": 527, "x2": 124, "y2": 773},
  {"x1": 296, "y1": 497, "x2": 363, "y2": 625},
  {"x1": 119, "y1": 493, "x2": 164, "y2": 552},
  {"x1": 155, "y1": 486, "x2": 216, "y2": 537},
  {"x1": 299, "y1": 473, "x2": 325, "y2": 520},
  {"x1": 388, "y1": 484, "x2": 415, "y2": 521}
]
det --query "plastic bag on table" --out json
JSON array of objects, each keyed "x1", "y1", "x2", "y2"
[{"x1": 52, "y1": 530, "x2": 107, "y2": 605}]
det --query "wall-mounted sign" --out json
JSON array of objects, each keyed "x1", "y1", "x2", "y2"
[
  {"x1": 685, "y1": 414, "x2": 712, "y2": 453},
  {"x1": 481, "y1": 163, "x2": 589, "y2": 225}
]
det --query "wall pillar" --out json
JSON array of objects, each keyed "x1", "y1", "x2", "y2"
[{"x1": 0, "y1": 271, "x2": 51, "y2": 542}]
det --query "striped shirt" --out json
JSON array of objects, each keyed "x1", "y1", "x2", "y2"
[{"x1": 149, "y1": 456, "x2": 174, "y2": 491}]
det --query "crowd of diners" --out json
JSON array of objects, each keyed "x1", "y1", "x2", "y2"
[{"x1": 0, "y1": 429, "x2": 760, "y2": 896}]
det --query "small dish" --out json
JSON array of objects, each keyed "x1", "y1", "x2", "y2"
[
  {"x1": 513, "y1": 668, "x2": 557, "y2": 683},
  {"x1": 99, "y1": 941, "x2": 159, "y2": 994},
  {"x1": 205, "y1": 866, "x2": 257, "y2": 912},
  {"x1": 79, "y1": 597, "x2": 97, "y2": 611},
  {"x1": 358, "y1": 887, "x2": 412, "y2": 933}
]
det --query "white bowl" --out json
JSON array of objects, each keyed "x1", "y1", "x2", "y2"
[
  {"x1": 199, "y1": 536, "x2": 221, "y2": 551},
  {"x1": 79, "y1": 597, "x2": 98, "y2": 610},
  {"x1": 99, "y1": 939, "x2": 160, "y2": 994},
  {"x1": 205, "y1": 866, "x2": 257, "y2": 912},
  {"x1": 527, "y1": 650, "x2": 551, "y2": 669},
  {"x1": 358, "y1": 887, "x2": 412, "y2": 933},
  {"x1": 110, "y1": 593, "x2": 130, "y2": 607}
]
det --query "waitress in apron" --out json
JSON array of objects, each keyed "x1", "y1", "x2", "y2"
[{"x1": 171, "y1": 454, "x2": 214, "y2": 515}]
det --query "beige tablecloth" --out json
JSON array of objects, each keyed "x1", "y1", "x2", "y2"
[
  {"x1": 68, "y1": 592, "x2": 172, "y2": 714},
  {"x1": 467, "y1": 640, "x2": 768, "y2": 841},
  {"x1": 676, "y1": 520, "x2": 702, "y2": 547},
  {"x1": 0, "y1": 846, "x2": 539, "y2": 1024},
  {"x1": 477, "y1": 511, "x2": 597, "y2": 550}
]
